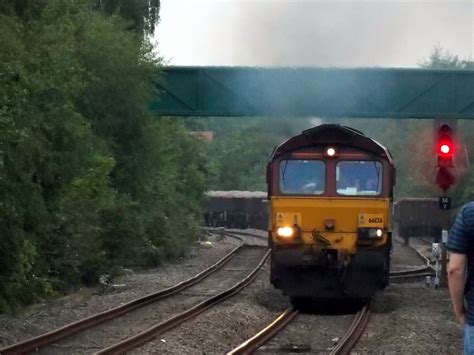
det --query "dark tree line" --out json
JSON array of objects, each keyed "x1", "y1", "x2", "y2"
[
  {"x1": 0, "y1": 0, "x2": 160, "y2": 35},
  {"x1": 0, "y1": 0, "x2": 212, "y2": 312}
]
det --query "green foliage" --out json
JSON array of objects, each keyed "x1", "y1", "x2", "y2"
[
  {"x1": 95, "y1": 0, "x2": 160, "y2": 35},
  {"x1": 0, "y1": 0, "x2": 160, "y2": 35},
  {"x1": 0, "y1": 0, "x2": 205, "y2": 312},
  {"x1": 189, "y1": 117, "x2": 310, "y2": 191},
  {"x1": 139, "y1": 119, "x2": 208, "y2": 258},
  {"x1": 419, "y1": 46, "x2": 474, "y2": 69}
]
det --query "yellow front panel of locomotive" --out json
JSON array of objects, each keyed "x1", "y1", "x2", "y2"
[
  {"x1": 358, "y1": 213, "x2": 385, "y2": 227},
  {"x1": 270, "y1": 197, "x2": 390, "y2": 252},
  {"x1": 275, "y1": 212, "x2": 302, "y2": 227}
]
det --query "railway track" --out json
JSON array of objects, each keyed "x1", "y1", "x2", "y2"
[
  {"x1": 228, "y1": 302, "x2": 371, "y2": 355},
  {"x1": 228, "y1": 307, "x2": 298, "y2": 355},
  {"x1": 390, "y1": 237, "x2": 436, "y2": 281},
  {"x1": 225, "y1": 230, "x2": 267, "y2": 240},
  {"x1": 389, "y1": 267, "x2": 435, "y2": 281},
  {"x1": 0, "y1": 232, "x2": 268, "y2": 355},
  {"x1": 227, "y1": 238, "x2": 431, "y2": 354},
  {"x1": 98, "y1": 248, "x2": 269, "y2": 354},
  {"x1": 227, "y1": 265, "x2": 428, "y2": 355},
  {"x1": 329, "y1": 302, "x2": 371, "y2": 355},
  {"x1": 396, "y1": 236, "x2": 433, "y2": 265},
  {"x1": 208, "y1": 228, "x2": 268, "y2": 247}
]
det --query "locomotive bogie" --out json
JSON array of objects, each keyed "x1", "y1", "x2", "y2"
[{"x1": 270, "y1": 245, "x2": 389, "y2": 299}]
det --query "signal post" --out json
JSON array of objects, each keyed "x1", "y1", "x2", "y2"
[{"x1": 434, "y1": 119, "x2": 456, "y2": 288}]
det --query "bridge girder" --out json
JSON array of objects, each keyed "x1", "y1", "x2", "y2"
[{"x1": 151, "y1": 67, "x2": 474, "y2": 119}]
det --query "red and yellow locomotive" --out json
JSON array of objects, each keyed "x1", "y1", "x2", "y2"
[{"x1": 267, "y1": 124, "x2": 395, "y2": 301}]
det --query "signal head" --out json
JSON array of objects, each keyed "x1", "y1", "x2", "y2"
[
  {"x1": 434, "y1": 120, "x2": 456, "y2": 191},
  {"x1": 436, "y1": 123, "x2": 455, "y2": 158}
]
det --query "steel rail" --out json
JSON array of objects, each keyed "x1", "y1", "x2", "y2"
[
  {"x1": 411, "y1": 246, "x2": 432, "y2": 266},
  {"x1": 389, "y1": 238, "x2": 435, "y2": 281},
  {"x1": 390, "y1": 271, "x2": 435, "y2": 281},
  {"x1": 389, "y1": 265, "x2": 432, "y2": 276},
  {"x1": 95, "y1": 249, "x2": 271, "y2": 354},
  {"x1": 0, "y1": 234, "x2": 250, "y2": 355},
  {"x1": 406, "y1": 236, "x2": 433, "y2": 266},
  {"x1": 227, "y1": 307, "x2": 298, "y2": 355},
  {"x1": 330, "y1": 302, "x2": 371, "y2": 355},
  {"x1": 225, "y1": 230, "x2": 267, "y2": 241}
]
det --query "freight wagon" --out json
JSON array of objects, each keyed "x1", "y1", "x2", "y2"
[
  {"x1": 393, "y1": 198, "x2": 442, "y2": 243},
  {"x1": 204, "y1": 191, "x2": 268, "y2": 230}
]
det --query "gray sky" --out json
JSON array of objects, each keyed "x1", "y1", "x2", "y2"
[{"x1": 155, "y1": 0, "x2": 474, "y2": 67}]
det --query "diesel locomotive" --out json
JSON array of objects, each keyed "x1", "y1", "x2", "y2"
[{"x1": 267, "y1": 124, "x2": 395, "y2": 301}]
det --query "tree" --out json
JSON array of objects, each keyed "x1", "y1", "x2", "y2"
[
  {"x1": 0, "y1": 0, "x2": 209, "y2": 312},
  {"x1": 96, "y1": 0, "x2": 160, "y2": 35},
  {"x1": 0, "y1": 0, "x2": 160, "y2": 35},
  {"x1": 419, "y1": 45, "x2": 473, "y2": 70}
]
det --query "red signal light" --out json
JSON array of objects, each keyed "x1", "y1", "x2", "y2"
[
  {"x1": 437, "y1": 141, "x2": 454, "y2": 156},
  {"x1": 440, "y1": 144, "x2": 450, "y2": 154},
  {"x1": 434, "y1": 121, "x2": 456, "y2": 191},
  {"x1": 436, "y1": 124, "x2": 455, "y2": 158}
]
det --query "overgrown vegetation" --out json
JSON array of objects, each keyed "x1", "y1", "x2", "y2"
[{"x1": 0, "y1": 0, "x2": 210, "y2": 312}]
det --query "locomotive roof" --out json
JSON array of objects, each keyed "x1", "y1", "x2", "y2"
[
  {"x1": 269, "y1": 124, "x2": 394, "y2": 164},
  {"x1": 206, "y1": 191, "x2": 267, "y2": 198}
]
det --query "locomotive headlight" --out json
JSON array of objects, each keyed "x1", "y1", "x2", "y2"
[
  {"x1": 324, "y1": 146, "x2": 337, "y2": 157},
  {"x1": 277, "y1": 226, "x2": 294, "y2": 238},
  {"x1": 368, "y1": 228, "x2": 383, "y2": 238}
]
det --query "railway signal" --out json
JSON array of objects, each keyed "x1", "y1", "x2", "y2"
[
  {"x1": 436, "y1": 123, "x2": 454, "y2": 165},
  {"x1": 433, "y1": 119, "x2": 457, "y2": 288},
  {"x1": 434, "y1": 121, "x2": 456, "y2": 192}
]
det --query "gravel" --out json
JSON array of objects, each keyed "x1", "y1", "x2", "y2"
[
  {"x1": 357, "y1": 284, "x2": 462, "y2": 354},
  {"x1": 0, "y1": 233, "x2": 242, "y2": 348},
  {"x1": 356, "y1": 237, "x2": 462, "y2": 354},
  {"x1": 134, "y1": 267, "x2": 285, "y2": 354},
  {"x1": 37, "y1": 246, "x2": 267, "y2": 354}
]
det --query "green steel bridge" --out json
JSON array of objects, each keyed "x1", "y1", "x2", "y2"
[{"x1": 151, "y1": 67, "x2": 474, "y2": 119}]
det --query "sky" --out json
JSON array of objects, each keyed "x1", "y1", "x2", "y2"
[{"x1": 154, "y1": 0, "x2": 474, "y2": 68}]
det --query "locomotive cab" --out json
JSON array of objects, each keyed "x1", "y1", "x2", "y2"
[{"x1": 267, "y1": 124, "x2": 395, "y2": 300}]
